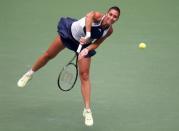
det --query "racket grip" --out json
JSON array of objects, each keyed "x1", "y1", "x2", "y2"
[{"x1": 76, "y1": 44, "x2": 82, "y2": 53}]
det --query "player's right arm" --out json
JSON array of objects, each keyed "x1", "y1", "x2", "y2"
[
  {"x1": 80, "y1": 11, "x2": 103, "y2": 44},
  {"x1": 85, "y1": 11, "x2": 103, "y2": 32}
]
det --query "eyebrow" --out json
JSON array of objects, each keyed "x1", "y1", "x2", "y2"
[{"x1": 109, "y1": 12, "x2": 118, "y2": 17}]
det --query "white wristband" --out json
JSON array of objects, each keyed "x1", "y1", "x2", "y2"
[{"x1": 85, "y1": 32, "x2": 91, "y2": 39}]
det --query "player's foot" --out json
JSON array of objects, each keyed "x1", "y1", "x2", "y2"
[
  {"x1": 83, "y1": 108, "x2": 93, "y2": 126},
  {"x1": 17, "y1": 72, "x2": 33, "y2": 88}
]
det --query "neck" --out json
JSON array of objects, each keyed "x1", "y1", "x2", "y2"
[{"x1": 101, "y1": 20, "x2": 110, "y2": 29}]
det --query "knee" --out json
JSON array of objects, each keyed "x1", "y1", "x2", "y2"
[{"x1": 80, "y1": 71, "x2": 89, "y2": 81}]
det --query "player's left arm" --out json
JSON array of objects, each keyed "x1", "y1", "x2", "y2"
[
  {"x1": 78, "y1": 27, "x2": 113, "y2": 60},
  {"x1": 86, "y1": 27, "x2": 113, "y2": 51}
]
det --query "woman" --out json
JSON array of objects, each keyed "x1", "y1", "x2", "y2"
[{"x1": 17, "y1": 6, "x2": 120, "y2": 126}]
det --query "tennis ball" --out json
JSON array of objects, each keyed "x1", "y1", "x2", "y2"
[{"x1": 139, "y1": 42, "x2": 146, "y2": 49}]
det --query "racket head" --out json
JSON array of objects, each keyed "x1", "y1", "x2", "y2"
[{"x1": 57, "y1": 62, "x2": 78, "y2": 91}]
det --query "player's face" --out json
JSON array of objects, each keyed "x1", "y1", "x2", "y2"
[{"x1": 105, "y1": 9, "x2": 119, "y2": 25}]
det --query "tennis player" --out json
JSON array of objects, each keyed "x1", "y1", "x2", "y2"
[{"x1": 17, "y1": 6, "x2": 120, "y2": 126}]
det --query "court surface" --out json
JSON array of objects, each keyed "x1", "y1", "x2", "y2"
[{"x1": 0, "y1": 0, "x2": 179, "y2": 131}]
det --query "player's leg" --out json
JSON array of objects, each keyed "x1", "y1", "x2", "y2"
[
  {"x1": 32, "y1": 36, "x2": 65, "y2": 71},
  {"x1": 78, "y1": 57, "x2": 93, "y2": 126},
  {"x1": 17, "y1": 36, "x2": 65, "y2": 88},
  {"x1": 78, "y1": 57, "x2": 91, "y2": 109}
]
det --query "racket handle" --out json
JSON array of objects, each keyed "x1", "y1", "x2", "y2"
[{"x1": 76, "y1": 44, "x2": 82, "y2": 53}]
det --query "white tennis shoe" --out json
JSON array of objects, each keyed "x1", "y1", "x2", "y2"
[
  {"x1": 83, "y1": 108, "x2": 93, "y2": 126},
  {"x1": 17, "y1": 72, "x2": 32, "y2": 88}
]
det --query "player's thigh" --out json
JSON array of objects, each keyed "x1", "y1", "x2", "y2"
[{"x1": 46, "y1": 36, "x2": 65, "y2": 58}]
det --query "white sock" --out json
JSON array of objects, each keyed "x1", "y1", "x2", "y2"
[
  {"x1": 85, "y1": 108, "x2": 91, "y2": 112},
  {"x1": 26, "y1": 69, "x2": 34, "y2": 76}
]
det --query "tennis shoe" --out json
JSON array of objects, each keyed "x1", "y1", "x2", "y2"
[
  {"x1": 17, "y1": 72, "x2": 32, "y2": 88},
  {"x1": 83, "y1": 108, "x2": 93, "y2": 126}
]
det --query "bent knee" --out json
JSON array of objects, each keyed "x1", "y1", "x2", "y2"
[{"x1": 80, "y1": 72, "x2": 89, "y2": 81}]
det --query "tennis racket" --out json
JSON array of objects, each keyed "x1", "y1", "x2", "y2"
[{"x1": 57, "y1": 44, "x2": 82, "y2": 91}]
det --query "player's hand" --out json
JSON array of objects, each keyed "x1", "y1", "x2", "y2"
[
  {"x1": 79, "y1": 37, "x2": 89, "y2": 45},
  {"x1": 79, "y1": 32, "x2": 91, "y2": 44},
  {"x1": 78, "y1": 48, "x2": 89, "y2": 60}
]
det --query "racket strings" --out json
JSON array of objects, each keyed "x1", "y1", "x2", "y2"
[
  {"x1": 60, "y1": 70, "x2": 73, "y2": 84},
  {"x1": 59, "y1": 63, "x2": 77, "y2": 90}
]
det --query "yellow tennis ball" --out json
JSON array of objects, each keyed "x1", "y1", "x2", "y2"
[{"x1": 139, "y1": 42, "x2": 146, "y2": 49}]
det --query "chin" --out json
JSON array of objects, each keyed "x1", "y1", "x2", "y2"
[
  {"x1": 107, "y1": 22, "x2": 112, "y2": 25},
  {"x1": 107, "y1": 20, "x2": 113, "y2": 25}
]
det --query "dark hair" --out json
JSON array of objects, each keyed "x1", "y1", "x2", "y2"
[{"x1": 108, "y1": 6, "x2": 120, "y2": 15}]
